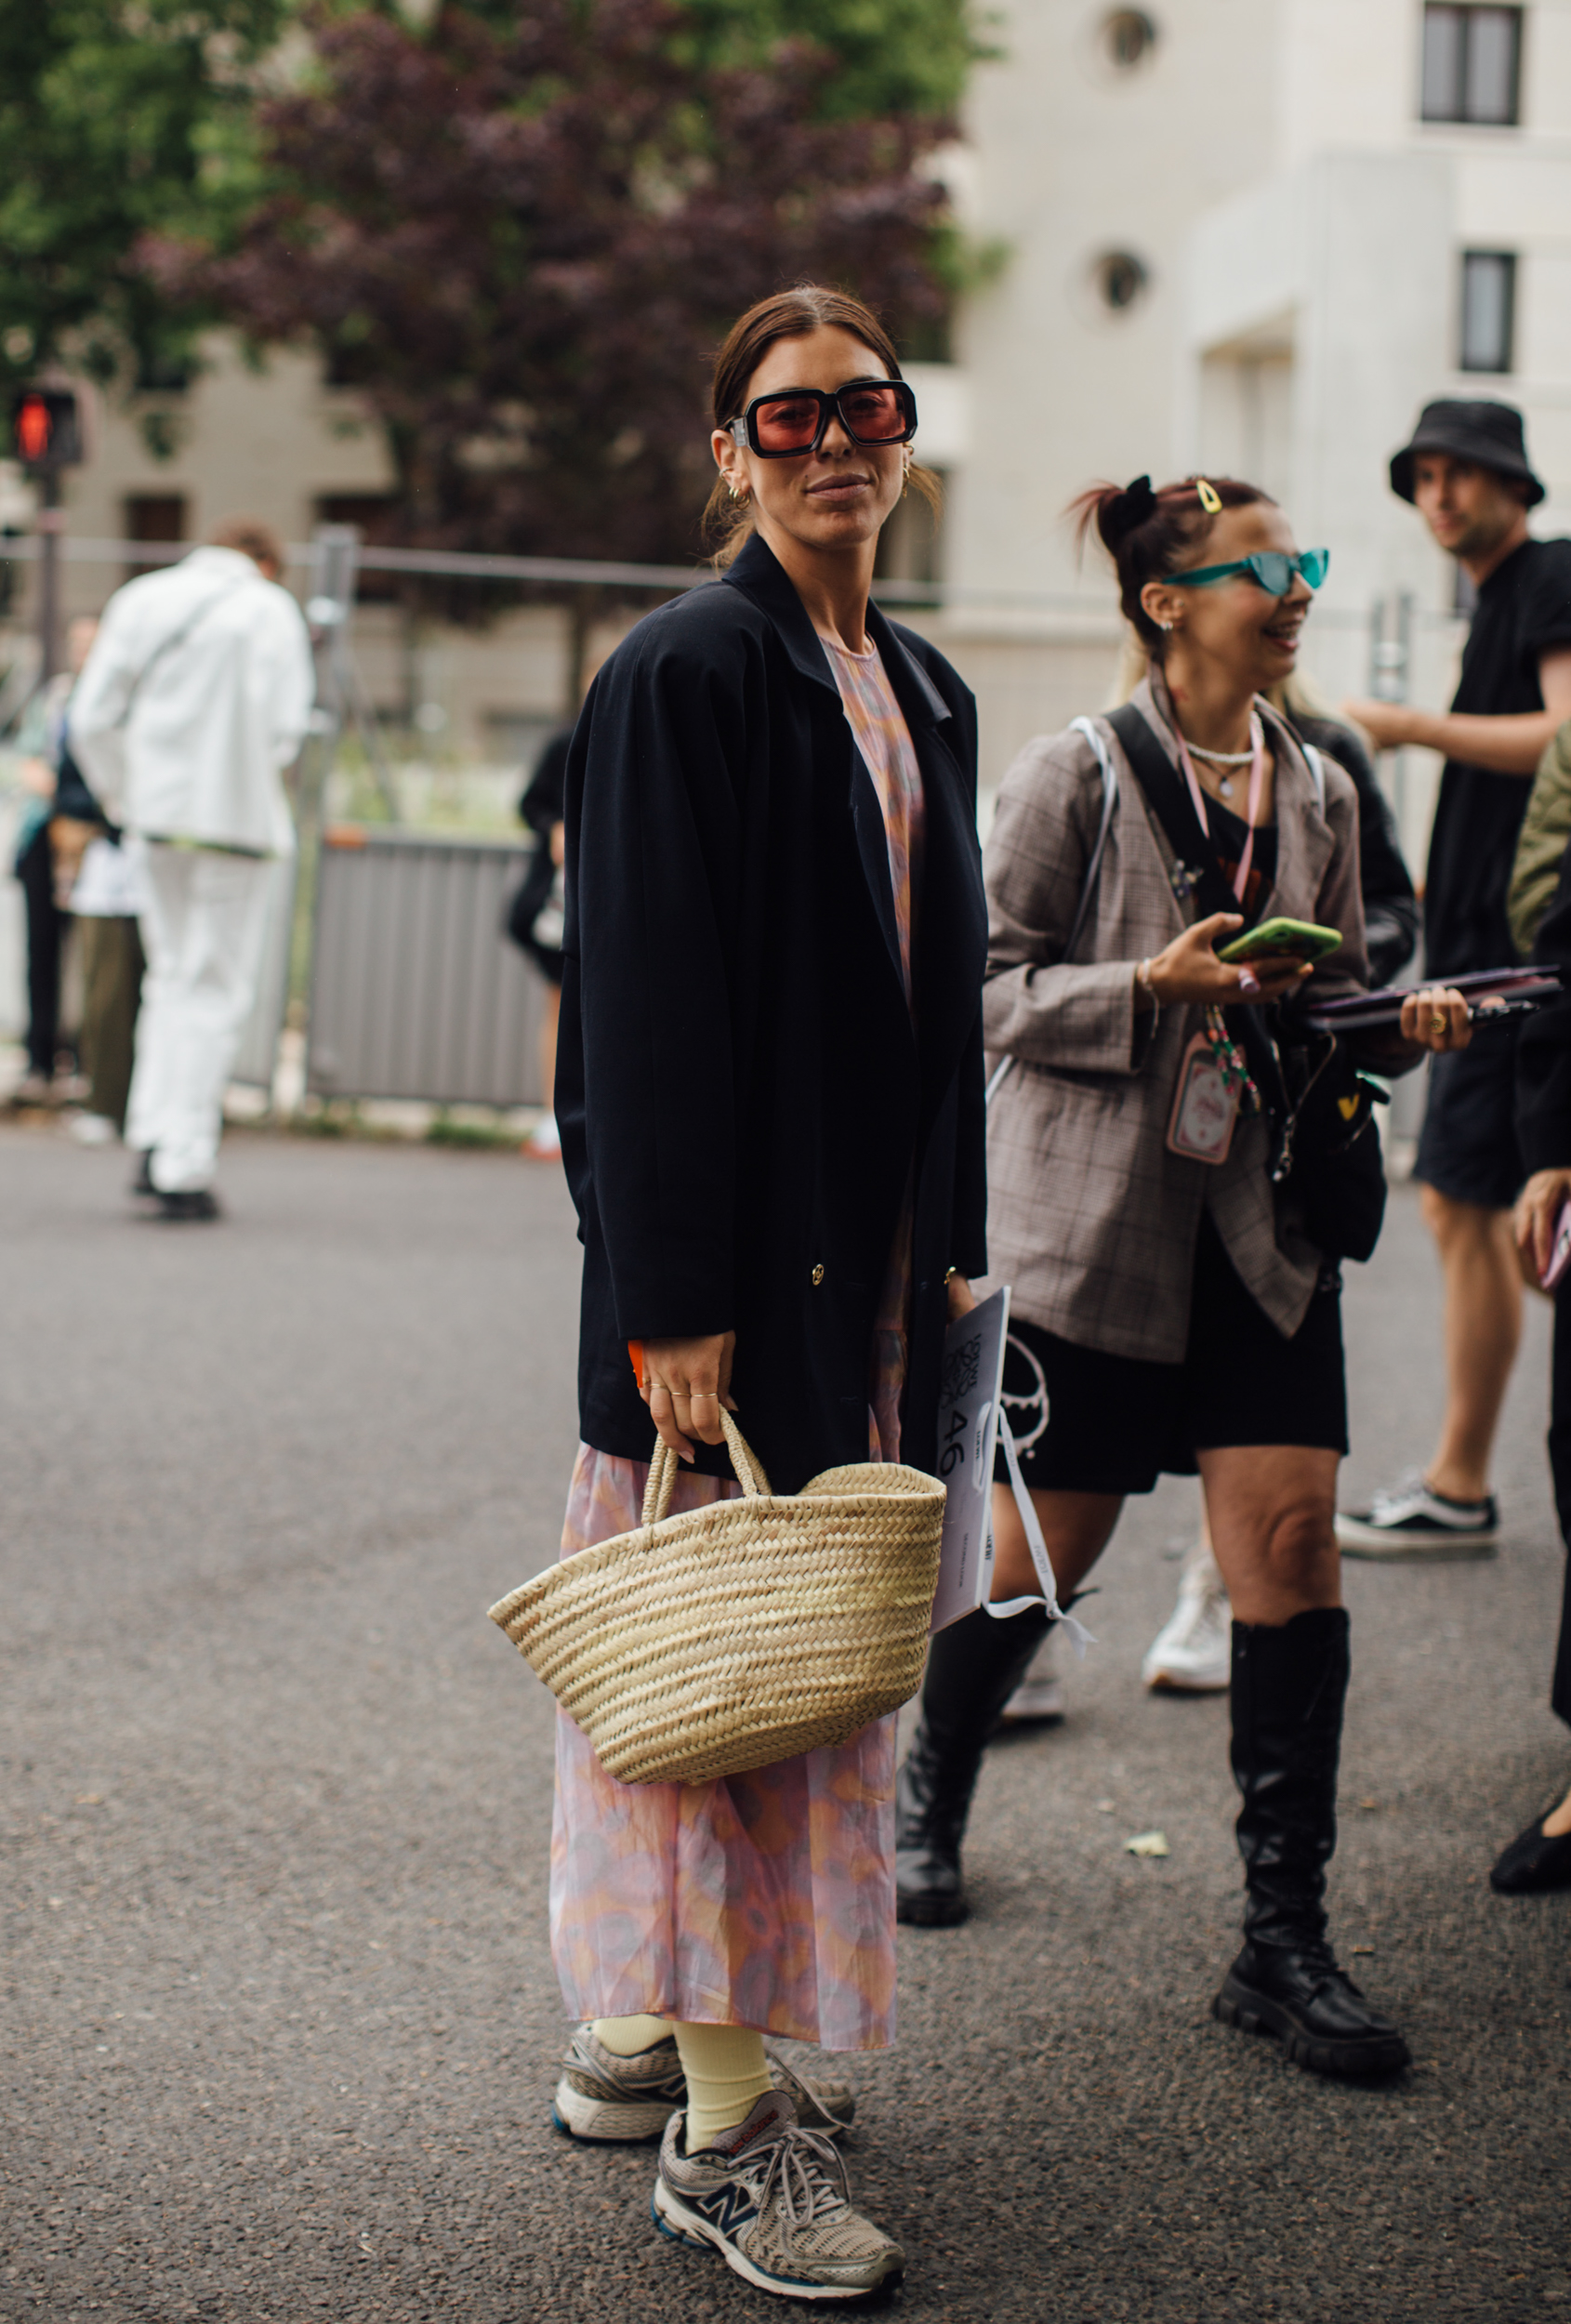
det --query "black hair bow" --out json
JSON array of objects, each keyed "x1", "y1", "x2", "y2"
[{"x1": 1117, "y1": 474, "x2": 1156, "y2": 529}]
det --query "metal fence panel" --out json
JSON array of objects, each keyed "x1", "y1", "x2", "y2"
[
  {"x1": 307, "y1": 828, "x2": 546, "y2": 1106},
  {"x1": 231, "y1": 857, "x2": 296, "y2": 1090}
]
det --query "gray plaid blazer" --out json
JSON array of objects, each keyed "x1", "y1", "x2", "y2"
[{"x1": 981, "y1": 675, "x2": 1368, "y2": 1362}]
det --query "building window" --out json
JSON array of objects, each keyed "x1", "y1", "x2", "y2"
[
  {"x1": 1102, "y1": 9, "x2": 1157, "y2": 69},
  {"x1": 313, "y1": 494, "x2": 403, "y2": 603},
  {"x1": 124, "y1": 493, "x2": 186, "y2": 579},
  {"x1": 1421, "y1": 5, "x2": 1522, "y2": 124},
  {"x1": 1459, "y1": 251, "x2": 1516, "y2": 371}
]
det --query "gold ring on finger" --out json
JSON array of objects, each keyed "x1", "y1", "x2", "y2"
[{"x1": 1430, "y1": 1010, "x2": 1447, "y2": 1036}]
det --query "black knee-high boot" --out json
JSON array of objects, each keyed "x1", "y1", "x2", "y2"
[
  {"x1": 894, "y1": 1604, "x2": 1050, "y2": 1927},
  {"x1": 1214, "y1": 1607, "x2": 1408, "y2": 2077}
]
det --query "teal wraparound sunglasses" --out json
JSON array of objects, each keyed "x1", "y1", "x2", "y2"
[{"x1": 1169, "y1": 548, "x2": 1329, "y2": 596}]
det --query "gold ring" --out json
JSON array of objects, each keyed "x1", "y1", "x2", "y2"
[{"x1": 1430, "y1": 1010, "x2": 1447, "y2": 1036}]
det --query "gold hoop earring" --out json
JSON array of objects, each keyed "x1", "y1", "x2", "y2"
[
  {"x1": 902, "y1": 454, "x2": 912, "y2": 501},
  {"x1": 728, "y1": 482, "x2": 749, "y2": 505}
]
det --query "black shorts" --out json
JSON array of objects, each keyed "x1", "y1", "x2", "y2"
[
  {"x1": 995, "y1": 1213, "x2": 1347, "y2": 1498},
  {"x1": 1413, "y1": 1014, "x2": 1524, "y2": 1210}
]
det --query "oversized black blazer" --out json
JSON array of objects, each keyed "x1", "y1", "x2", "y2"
[{"x1": 557, "y1": 532, "x2": 988, "y2": 1492}]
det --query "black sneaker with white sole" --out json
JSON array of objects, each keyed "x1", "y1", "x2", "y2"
[{"x1": 1335, "y1": 1470, "x2": 1498, "y2": 1558}]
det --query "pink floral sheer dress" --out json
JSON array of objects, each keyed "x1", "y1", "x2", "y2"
[{"x1": 548, "y1": 634, "x2": 925, "y2": 2052}]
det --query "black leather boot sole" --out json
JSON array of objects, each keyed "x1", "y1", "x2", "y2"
[{"x1": 1214, "y1": 1947, "x2": 1409, "y2": 2079}]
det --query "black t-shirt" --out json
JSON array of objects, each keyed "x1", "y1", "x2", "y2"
[
  {"x1": 1207, "y1": 796, "x2": 1278, "y2": 929},
  {"x1": 1424, "y1": 535, "x2": 1571, "y2": 975}
]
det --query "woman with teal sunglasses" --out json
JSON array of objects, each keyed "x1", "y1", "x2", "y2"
[
  {"x1": 1168, "y1": 545, "x2": 1330, "y2": 597},
  {"x1": 896, "y1": 469, "x2": 1469, "y2": 2089}
]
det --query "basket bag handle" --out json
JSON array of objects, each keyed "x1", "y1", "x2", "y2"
[{"x1": 640, "y1": 1406, "x2": 774, "y2": 1529}]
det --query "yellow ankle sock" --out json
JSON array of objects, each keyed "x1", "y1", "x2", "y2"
[
  {"x1": 591, "y1": 2013, "x2": 670, "y2": 2057},
  {"x1": 672, "y1": 2022, "x2": 773, "y2": 2146}
]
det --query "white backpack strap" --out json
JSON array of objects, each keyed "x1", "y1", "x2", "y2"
[
  {"x1": 1065, "y1": 717, "x2": 1119, "y2": 961},
  {"x1": 985, "y1": 717, "x2": 1119, "y2": 1117},
  {"x1": 1302, "y1": 740, "x2": 1327, "y2": 818}
]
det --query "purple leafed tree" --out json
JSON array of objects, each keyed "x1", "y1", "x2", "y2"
[{"x1": 142, "y1": 0, "x2": 952, "y2": 589}]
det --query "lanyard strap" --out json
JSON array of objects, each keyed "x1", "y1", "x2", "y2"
[{"x1": 1171, "y1": 712, "x2": 1265, "y2": 906}]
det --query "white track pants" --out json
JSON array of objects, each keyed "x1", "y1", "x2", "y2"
[{"x1": 126, "y1": 845, "x2": 274, "y2": 1194}]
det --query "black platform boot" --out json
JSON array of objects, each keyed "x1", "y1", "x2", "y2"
[
  {"x1": 895, "y1": 1604, "x2": 1050, "y2": 1927},
  {"x1": 1214, "y1": 1607, "x2": 1409, "y2": 2078}
]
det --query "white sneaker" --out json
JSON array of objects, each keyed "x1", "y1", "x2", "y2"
[
  {"x1": 67, "y1": 1112, "x2": 118, "y2": 1147},
  {"x1": 1142, "y1": 1549, "x2": 1232, "y2": 1693},
  {"x1": 523, "y1": 1110, "x2": 561, "y2": 1160},
  {"x1": 999, "y1": 1630, "x2": 1064, "y2": 1723}
]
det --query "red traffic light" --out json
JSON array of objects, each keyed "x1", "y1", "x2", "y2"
[{"x1": 11, "y1": 388, "x2": 82, "y2": 469}]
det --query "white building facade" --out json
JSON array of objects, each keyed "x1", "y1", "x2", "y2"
[{"x1": 944, "y1": 0, "x2": 1571, "y2": 841}]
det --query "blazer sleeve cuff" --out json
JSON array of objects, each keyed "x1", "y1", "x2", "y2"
[{"x1": 983, "y1": 959, "x2": 1144, "y2": 1076}]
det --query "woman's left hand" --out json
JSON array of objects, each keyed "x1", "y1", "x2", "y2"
[
  {"x1": 946, "y1": 1274, "x2": 976, "y2": 1321},
  {"x1": 1514, "y1": 1167, "x2": 1571, "y2": 1286},
  {"x1": 1398, "y1": 984, "x2": 1472, "y2": 1054}
]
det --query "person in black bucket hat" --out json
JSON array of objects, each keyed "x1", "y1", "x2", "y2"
[
  {"x1": 1389, "y1": 398, "x2": 1546, "y2": 508},
  {"x1": 1341, "y1": 400, "x2": 1571, "y2": 1559}
]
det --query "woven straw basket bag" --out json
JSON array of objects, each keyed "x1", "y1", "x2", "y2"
[{"x1": 488, "y1": 1408, "x2": 946, "y2": 1786}]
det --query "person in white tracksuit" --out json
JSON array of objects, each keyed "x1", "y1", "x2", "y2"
[{"x1": 68, "y1": 520, "x2": 315, "y2": 1218}]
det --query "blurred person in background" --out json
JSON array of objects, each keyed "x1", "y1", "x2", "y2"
[
  {"x1": 8, "y1": 614, "x2": 100, "y2": 1104},
  {"x1": 507, "y1": 726, "x2": 570, "y2": 1160},
  {"x1": 548, "y1": 285, "x2": 985, "y2": 2301},
  {"x1": 897, "y1": 469, "x2": 1465, "y2": 2083},
  {"x1": 1337, "y1": 402, "x2": 1571, "y2": 1558},
  {"x1": 68, "y1": 518, "x2": 314, "y2": 1221},
  {"x1": 1006, "y1": 666, "x2": 1420, "y2": 1715},
  {"x1": 1506, "y1": 712, "x2": 1571, "y2": 963},
  {"x1": 1496, "y1": 837, "x2": 1571, "y2": 1894}
]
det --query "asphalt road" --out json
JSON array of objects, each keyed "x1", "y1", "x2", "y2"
[{"x1": 3, "y1": 1122, "x2": 1569, "y2": 2324}]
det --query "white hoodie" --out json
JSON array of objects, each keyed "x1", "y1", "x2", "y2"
[{"x1": 68, "y1": 545, "x2": 316, "y2": 857}]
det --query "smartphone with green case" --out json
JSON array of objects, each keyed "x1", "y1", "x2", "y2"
[{"x1": 1216, "y1": 917, "x2": 1343, "y2": 966}]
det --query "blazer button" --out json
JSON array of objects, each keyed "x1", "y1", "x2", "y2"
[{"x1": 811, "y1": 1262, "x2": 825, "y2": 1287}]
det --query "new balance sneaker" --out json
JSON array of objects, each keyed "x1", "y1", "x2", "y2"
[
  {"x1": 1336, "y1": 1471, "x2": 1498, "y2": 1559},
  {"x1": 999, "y1": 1630, "x2": 1064, "y2": 1724},
  {"x1": 552, "y1": 2025, "x2": 855, "y2": 2145},
  {"x1": 653, "y1": 2091, "x2": 903, "y2": 2302},
  {"x1": 1142, "y1": 1549, "x2": 1232, "y2": 1692}
]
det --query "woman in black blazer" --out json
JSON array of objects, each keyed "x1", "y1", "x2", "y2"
[{"x1": 544, "y1": 286, "x2": 988, "y2": 2302}]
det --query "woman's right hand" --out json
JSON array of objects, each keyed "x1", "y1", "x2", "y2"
[
  {"x1": 1137, "y1": 913, "x2": 1312, "y2": 1010},
  {"x1": 640, "y1": 1331, "x2": 737, "y2": 1459}
]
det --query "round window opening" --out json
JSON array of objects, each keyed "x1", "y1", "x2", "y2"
[
  {"x1": 1093, "y1": 250, "x2": 1150, "y2": 313},
  {"x1": 1102, "y1": 8, "x2": 1157, "y2": 69}
]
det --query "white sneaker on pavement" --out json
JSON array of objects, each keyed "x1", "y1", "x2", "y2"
[
  {"x1": 1336, "y1": 1470, "x2": 1499, "y2": 1558},
  {"x1": 999, "y1": 1628, "x2": 1064, "y2": 1723},
  {"x1": 653, "y1": 2091, "x2": 903, "y2": 2302},
  {"x1": 1142, "y1": 1547, "x2": 1232, "y2": 1692}
]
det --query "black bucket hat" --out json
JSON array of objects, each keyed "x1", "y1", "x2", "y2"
[{"x1": 1390, "y1": 398, "x2": 1544, "y2": 507}]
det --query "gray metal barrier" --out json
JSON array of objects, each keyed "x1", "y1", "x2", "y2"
[{"x1": 307, "y1": 825, "x2": 547, "y2": 1106}]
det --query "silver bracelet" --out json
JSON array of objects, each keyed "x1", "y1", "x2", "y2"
[{"x1": 1136, "y1": 957, "x2": 1161, "y2": 1033}]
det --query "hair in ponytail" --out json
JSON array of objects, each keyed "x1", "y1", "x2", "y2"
[{"x1": 1067, "y1": 473, "x2": 1272, "y2": 654}]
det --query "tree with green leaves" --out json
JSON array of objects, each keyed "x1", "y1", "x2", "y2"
[
  {"x1": 144, "y1": 0, "x2": 958, "y2": 581},
  {"x1": 0, "y1": 0, "x2": 288, "y2": 398}
]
